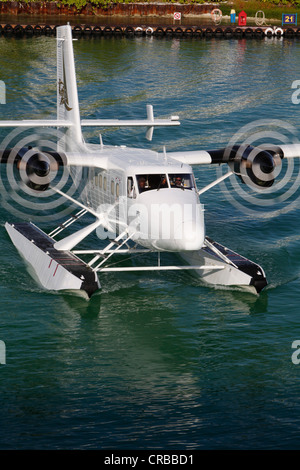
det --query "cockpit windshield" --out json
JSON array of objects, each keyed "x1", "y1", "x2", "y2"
[
  {"x1": 136, "y1": 173, "x2": 195, "y2": 193},
  {"x1": 136, "y1": 174, "x2": 168, "y2": 193},
  {"x1": 168, "y1": 174, "x2": 195, "y2": 190}
]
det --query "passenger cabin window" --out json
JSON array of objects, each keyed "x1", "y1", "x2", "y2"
[
  {"x1": 169, "y1": 174, "x2": 194, "y2": 190},
  {"x1": 136, "y1": 174, "x2": 168, "y2": 193}
]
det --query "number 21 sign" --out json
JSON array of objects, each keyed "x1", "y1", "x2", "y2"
[{"x1": 282, "y1": 13, "x2": 297, "y2": 25}]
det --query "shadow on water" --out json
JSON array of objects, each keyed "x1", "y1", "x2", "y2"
[
  {"x1": 61, "y1": 290, "x2": 102, "y2": 318},
  {"x1": 60, "y1": 265, "x2": 270, "y2": 322}
]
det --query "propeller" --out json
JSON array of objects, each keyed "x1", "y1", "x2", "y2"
[
  {"x1": 23, "y1": 152, "x2": 51, "y2": 191},
  {"x1": 0, "y1": 147, "x2": 63, "y2": 192},
  {"x1": 210, "y1": 144, "x2": 283, "y2": 189}
]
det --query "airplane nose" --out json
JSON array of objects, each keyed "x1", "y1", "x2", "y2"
[
  {"x1": 150, "y1": 203, "x2": 205, "y2": 251},
  {"x1": 173, "y1": 219, "x2": 205, "y2": 251},
  {"x1": 152, "y1": 217, "x2": 204, "y2": 251},
  {"x1": 131, "y1": 189, "x2": 205, "y2": 252}
]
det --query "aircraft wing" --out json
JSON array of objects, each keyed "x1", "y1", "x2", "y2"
[
  {"x1": 166, "y1": 143, "x2": 300, "y2": 190},
  {"x1": 165, "y1": 144, "x2": 300, "y2": 165},
  {"x1": 164, "y1": 150, "x2": 212, "y2": 165},
  {"x1": 278, "y1": 144, "x2": 300, "y2": 158}
]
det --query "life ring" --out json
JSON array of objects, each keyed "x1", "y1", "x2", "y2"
[
  {"x1": 265, "y1": 27, "x2": 274, "y2": 37},
  {"x1": 145, "y1": 27, "x2": 153, "y2": 35},
  {"x1": 211, "y1": 8, "x2": 222, "y2": 24},
  {"x1": 135, "y1": 27, "x2": 143, "y2": 35},
  {"x1": 275, "y1": 27, "x2": 284, "y2": 37},
  {"x1": 255, "y1": 10, "x2": 265, "y2": 26}
]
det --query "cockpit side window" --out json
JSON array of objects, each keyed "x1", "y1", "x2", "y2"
[
  {"x1": 169, "y1": 174, "x2": 194, "y2": 190},
  {"x1": 136, "y1": 174, "x2": 168, "y2": 193},
  {"x1": 127, "y1": 176, "x2": 136, "y2": 198}
]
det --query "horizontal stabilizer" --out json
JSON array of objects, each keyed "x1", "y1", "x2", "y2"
[
  {"x1": 0, "y1": 120, "x2": 73, "y2": 128},
  {"x1": 80, "y1": 118, "x2": 180, "y2": 127},
  {"x1": 0, "y1": 117, "x2": 179, "y2": 130},
  {"x1": 81, "y1": 104, "x2": 180, "y2": 141}
]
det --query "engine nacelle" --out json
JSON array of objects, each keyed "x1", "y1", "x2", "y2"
[
  {"x1": 17, "y1": 151, "x2": 51, "y2": 191},
  {"x1": 227, "y1": 144, "x2": 282, "y2": 188},
  {"x1": 0, "y1": 146, "x2": 65, "y2": 192}
]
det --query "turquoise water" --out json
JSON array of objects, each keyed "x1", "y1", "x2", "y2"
[{"x1": 1, "y1": 34, "x2": 300, "y2": 450}]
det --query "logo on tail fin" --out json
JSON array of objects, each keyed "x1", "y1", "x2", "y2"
[{"x1": 58, "y1": 78, "x2": 72, "y2": 112}]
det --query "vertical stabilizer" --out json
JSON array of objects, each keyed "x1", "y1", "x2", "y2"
[{"x1": 57, "y1": 25, "x2": 83, "y2": 150}]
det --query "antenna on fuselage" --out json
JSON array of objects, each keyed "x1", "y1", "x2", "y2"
[
  {"x1": 146, "y1": 105, "x2": 154, "y2": 141},
  {"x1": 99, "y1": 134, "x2": 104, "y2": 149},
  {"x1": 163, "y1": 145, "x2": 167, "y2": 161}
]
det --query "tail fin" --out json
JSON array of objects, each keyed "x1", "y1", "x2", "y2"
[{"x1": 56, "y1": 25, "x2": 83, "y2": 150}]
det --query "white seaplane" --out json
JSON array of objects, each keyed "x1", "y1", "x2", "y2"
[{"x1": 0, "y1": 25, "x2": 298, "y2": 297}]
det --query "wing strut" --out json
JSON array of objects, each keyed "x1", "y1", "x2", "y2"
[{"x1": 198, "y1": 170, "x2": 233, "y2": 195}]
